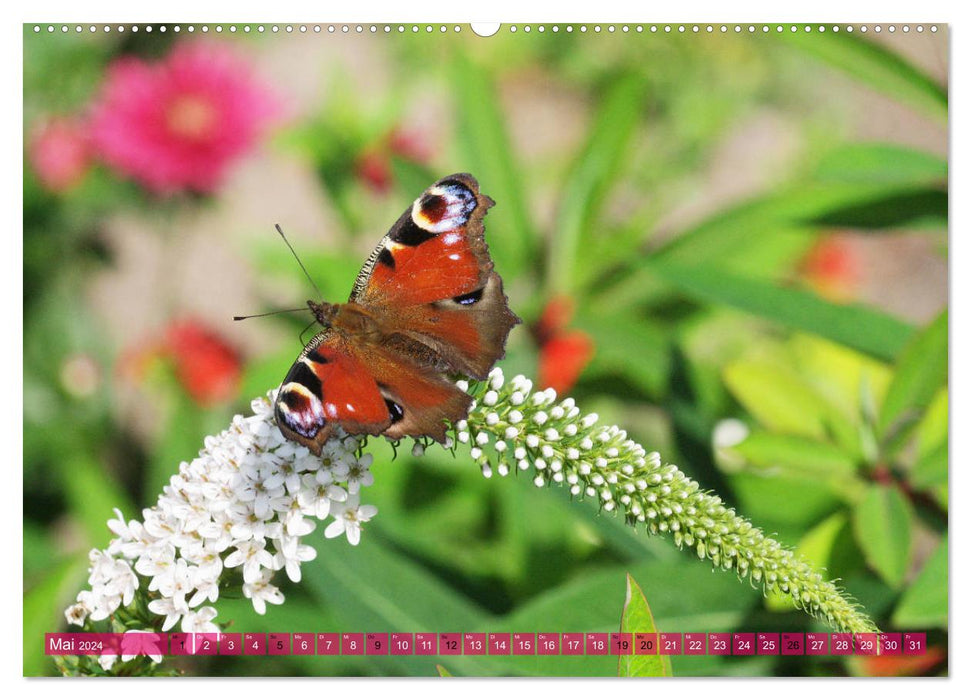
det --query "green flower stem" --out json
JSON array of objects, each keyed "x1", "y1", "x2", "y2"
[{"x1": 457, "y1": 371, "x2": 877, "y2": 634}]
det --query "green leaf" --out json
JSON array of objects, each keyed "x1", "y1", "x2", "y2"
[
  {"x1": 809, "y1": 188, "x2": 946, "y2": 230},
  {"x1": 729, "y1": 432, "x2": 863, "y2": 500},
  {"x1": 879, "y1": 310, "x2": 948, "y2": 445},
  {"x1": 852, "y1": 484, "x2": 914, "y2": 588},
  {"x1": 618, "y1": 574, "x2": 673, "y2": 677},
  {"x1": 299, "y1": 534, "x2": 497, "y2": 676},
  {"x1": 59, "y1": 453, "x2": 135, "y2": 547},
  {"x1": 436, "y1": 664, "x2": 453, "y2": 677},
  {"x1": 813, "y1": 143, "x2": 947, "y2": 186},
  {"x1": 651, "y1": 261, "x2": 914, "y2": 362},
  {"x1": 451, "y1": 54, "x2": 536, "y2": 279},
  {"x1": 892, "y1": 535, "x2": 948, "y2": 628},
  {"x1": 549, "y1": 72, "x2": 649, "y2": 294},
  {"x1": 653, "y1": 183, "x2": 930, "y2": 270},
  {"x1": 578, "y1": 311, "x2": 671, "y2": 398},
  {"x1": 916, "y1": 390, "x2": 948, "y2": 461},
  {"x1": 723, "y1": 361, "x2": 836, "y2": 440},
  {"x1": 910, "y1": 439, "x2": 947, "y2": 493},
  {"x1": 775, "y1": 30, "x2": 947, "y2": 121}
]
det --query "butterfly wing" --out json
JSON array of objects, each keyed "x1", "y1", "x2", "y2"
[
  {"x1": 360, "y1": 345, "x2": 474, "y2": 443},
  {"x1": 275, "y1": 330, "x2": 392, "y2": 455},
  {"x1": 350, "y1": 173, "x2": 520, "y2": 379}
]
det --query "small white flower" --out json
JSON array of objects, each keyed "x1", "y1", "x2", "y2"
[
  {"x1": 242, "y1": 571, "x2": 285, "y2": 615},
  {"x1": 345, "y1": 456, "x2": 375, "y2": 495},
  {"x1": 148, "y1": 596, "x2": 188, "y2": 632},
  {"x1": 181, "y1": 606, "x2": 220, "y2": 634},
  {"x1": 65, "y1": 602, "x2": 89, "y2": 627},
  {"x1": 324, "y1": 494, "x2": 378, "y2": 546},
  {"x1": 275, "y1": 537, "x2": 317, "y2": 582}
]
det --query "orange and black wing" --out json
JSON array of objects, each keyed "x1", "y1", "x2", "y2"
[{"x1": 350, "y1": 173, "x2": 520, "y2": 379}]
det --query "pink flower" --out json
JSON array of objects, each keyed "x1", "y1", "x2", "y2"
[
  {"x1": 89, "y1": 42, "x2": 276, "y2": 194},
  {"x1": 28, "y1": 117, "x2": 91, "y2": 192}
]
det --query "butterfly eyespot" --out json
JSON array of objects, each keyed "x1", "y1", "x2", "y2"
[
  {"x1": 410, "y1": 182, "x2": 477, "y2": 234},
  {"x1": 385, "y1": 399, "x2": 405, "y2": 424},
  {"x1": 453, "y1": 288, "x2": 484, "y2": 306},
  {"x1": 419, "y1": 193, "x2": 448, "y2": 220},
  {"x1": 277, "y1": 384, "x2": 327, "y2": 438}
]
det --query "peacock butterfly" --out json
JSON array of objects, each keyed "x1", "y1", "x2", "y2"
[{"x1": 275, "y1": 173, "x2": 521, "y2": 455}]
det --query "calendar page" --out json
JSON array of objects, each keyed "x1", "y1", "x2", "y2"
[{"x1": 22, "y1": 21, "x2": 948, "y2": 679}]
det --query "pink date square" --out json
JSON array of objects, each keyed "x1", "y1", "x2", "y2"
[
  {"x1": 903, "y1": 632, "x2": 926, "y2": 656},
  {"x1": 316, "y1": 633, "x2": 339, "y2": 655},
  {"x1": 513, "y1": 633, "x2": 535, "y2": 655},
  {"x1": 244, "y1": 633, "x2": 266, "y2": 655},
  {"x1": 733, "y1": 633, "x2": 756, "y2": 655},
  {"x1": 635, "y1": 633, "x2": 658, "y2": 655},
  {"x1": 684, "y1": 633, "x2": 706, "y2": 655},
  {"x1": 415, "y1": 633, "x2": 437, "y2": 655},
  {"x1": 562, "y1": 633, "x2": 584, "y2": 656},
  {"x1": 806, "y1": 632, "x2": 828, "y2": 655},
  {"x1": 464, "y1": 633, "x2": 487, "y2": 655},
  {"x1": 342, "y1": 633, "x2": 364, "y2": 655},
  {"x1": 169, "y1": 633, "x2": 191, "y2": 656},
  {"x1": 538, "y1": 633, "x2": 559, "y2": 655},
  {"x1": 268, "y1": 633, "x2": 290, "y2": 655},
  {"x1": 489, "y1": 633, "x2": 511, "y2": 655},
  {"x1": 831, "y1": 633, "x2": 853, "y2": 655},
  {"x1": 879, "y1": 633, "x2": 902, "y2": 656},
  {"x1": 191, "y1": 633, "x2": 218, "y2": 655},
  {"x1": 708, "y1": 633, "x2": 731, "y2": 656},
  {"x1": 586, "y1": 633, "x2": 609, "y2": 655},
  {"x1": 782, "y1": 633, "x2": 804, "y2": 656},
  {"x1": 391, "y1": 633, "x2": 413, "y2": 655},
  {"x1": 218, "y1": 632, "x2": 241, "y2": 655},
  {"x1": 366, "y1": 633, "x2": 388, "y2": 655},
  {"x1": 855, "y1": 633, "x2": 878, "y2": 656},
  {"x1": 660, "y1": 632, "x2": 682, "y2": 655},
  {"x1": 439, "y1": 633, "x2": 461, "y2": 655},
  {"x1": 758, "y1": 633, "x2": 780, "y2": 655},
  {"x1": 292, "y1": 633, "x2": 314, "y2": 655},
  {"x1": 610, "y1": 632, "x2": 633, "y2": 655}
]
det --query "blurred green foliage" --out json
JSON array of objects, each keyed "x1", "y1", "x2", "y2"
[{"x1": 23, "y1": 25, "x2": 946, "y2": 676}]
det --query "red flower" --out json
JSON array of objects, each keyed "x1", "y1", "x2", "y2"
[
  {"x1": 534, "y1": 296, "x2": 594, "y2": 395},
  {"x1": 801, "y1": 234, "x2": 860, "y2": 301},
  {"x1": 28, "y1": 117, "x2": 91, "y2": 192},
  {"x1": 165, "y1": 320, "x2": 242, "y2": 405},
  {"x1": 89, "y1": 42, "x2": 277, "y2": 194},
  {"x1": 120, "y1": 319, "x2": 241, "y2": 406},
  {"x1": 355, "y1": 127, "x2": 432, "y2": 194},
  {"x1": 355, "y1": 149, "x2": 392, "y2": 193}
]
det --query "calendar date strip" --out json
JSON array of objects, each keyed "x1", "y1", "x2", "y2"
[{"x1": 47, "y1": 631, "x2": 926, "y2": 657}]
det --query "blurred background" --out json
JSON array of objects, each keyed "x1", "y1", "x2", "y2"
[{"x1": 23, "y1": 24, "x2": 947, "y2": 676}]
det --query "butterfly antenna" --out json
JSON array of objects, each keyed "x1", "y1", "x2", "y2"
[
  {"x1": 233, "y1": 308, "x2": 306, "y2": 322},
  {"x1": 275, "y1": 224, "x2": 324, "y2": 300}
]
